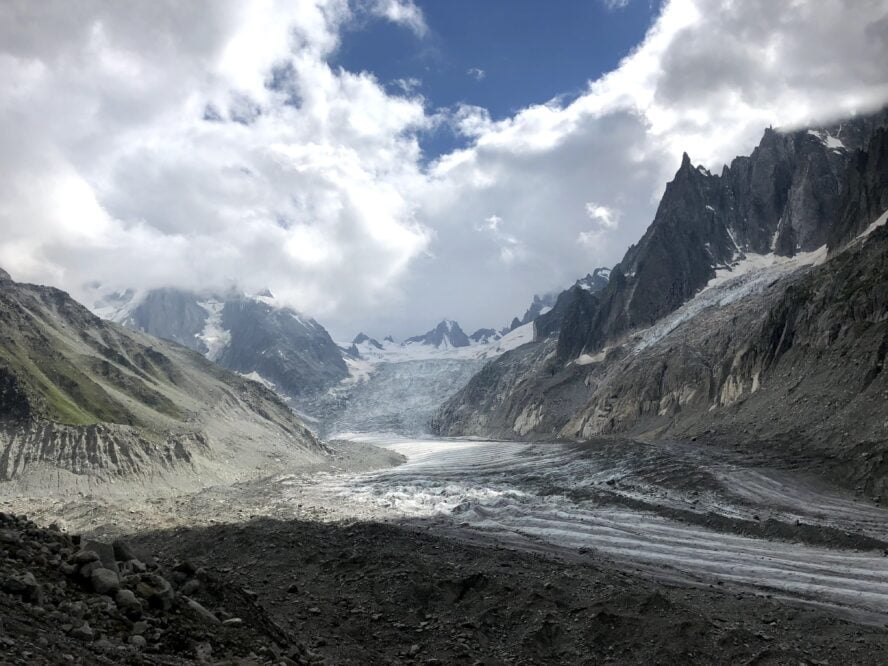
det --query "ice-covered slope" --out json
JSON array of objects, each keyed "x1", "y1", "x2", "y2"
[{"x1": 296, "y1": 322, "x2": 537, "y2": 437}]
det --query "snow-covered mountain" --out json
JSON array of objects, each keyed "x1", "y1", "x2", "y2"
[
  {"x1": 346, "y1": 319, "x2": 534, "y2": 364},
  {"x1": 404, "y1": 319, "x2": 471, "y2": 348},
  {"x1": 90, "y1": 287, "x2": 347, "y2": 399}
]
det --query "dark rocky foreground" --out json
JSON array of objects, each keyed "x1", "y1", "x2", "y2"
[
  {"x1": 5, "y1": 506, "x2": 888, "y2": 664},
  {"x1": 0, "y1": 512, "x2": 321, "y2": 664},
  {"x1": 124, "y1": 517, "x2": 888, "y2": 665}
]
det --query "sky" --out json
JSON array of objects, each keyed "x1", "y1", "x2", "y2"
[{"x1": 1, "y1": 0, "x2": 887, "y2": 340}]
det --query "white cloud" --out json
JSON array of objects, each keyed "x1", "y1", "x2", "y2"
[
  {"x1": 585, "y1": 203, "x2": 619, "y2": 229},
  {"x1": 393, "y1": 76, "x2": 421, "y2": 93},
  {"x1": 602, "y1": 0, "x2": 631, "y2": 9},
  {"x1": 467, "y1": 67, "x2": 486, "y2": 81},
  {"x1": 369, "y1": 0, "x2": 428, "y2": 37},
  {"x1": 0, "y1": 0, "x2": 432, "y2": 326},
  {"x1": 0, "y1": 0, "x2": 887, "y2": 338}
]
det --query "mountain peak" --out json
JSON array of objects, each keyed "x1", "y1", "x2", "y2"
[
  {"x1": 0, "y1": 267, "x2": 11, "y2": 282},
  {"x1": 353, "y1": 332, "x2": 383, "y2": 349},
  {"x1": 574, "y1": 267, "x2": 611, "y2": 293},
  {"x1": 405, "y1": 319, "x2": 470, "y2": 348}
]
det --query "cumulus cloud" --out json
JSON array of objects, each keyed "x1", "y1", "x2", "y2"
[
  {"x1": 0, "y1": 0, "x2": 431, "y2": 325},
  {"x1": 0, "y1": 0, "x2": 886, "y2": 338}
]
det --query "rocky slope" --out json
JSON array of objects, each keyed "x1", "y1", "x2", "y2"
[
  {"x1": 101, "y1": 288, "x2": 347, "y2": 400},
  {"x1": 0, "y1": 274, "x2": 323, "y2": 496},
  {"x1": 434, "y1": 113, "x2": 888, "y2": 495},
  {"x1": 0, "y1": 511, "x2": 320, "y2": 664}
]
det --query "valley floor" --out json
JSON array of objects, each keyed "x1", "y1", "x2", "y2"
[{"x1": 5, "y1": 434, "x2": 888, "y2": 663}]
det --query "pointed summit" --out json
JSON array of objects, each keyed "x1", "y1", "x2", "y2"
[
  {"x1": 353, "y1": 332, "x2": 382, "y2": 349},
  {"x1": 405, "y1": 319, "x2": 470, "y2": 348}
]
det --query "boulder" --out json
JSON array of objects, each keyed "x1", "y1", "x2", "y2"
[
  {"x1": 81, "y1": 540, "x2": 119, "y2": 573},
  {"x1": 90, "y1": 568, "x2": 120, "y2": 596},
  {"x1": 114, "y1": 589, "x2": 142, "y2": 618},
  {"x1": 184, "y1": 597, "x2": 221, "y2": 625},
  {"x1": 135, "y1": 574, "x2": 175, "y2": 610}
]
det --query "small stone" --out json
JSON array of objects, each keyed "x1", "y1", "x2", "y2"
[
  {"x1": 60, "y1": 562, "x2": 79, "y2": 576},
  {"x1": 71, "y1": 622, "x2": 94, "y2": 642},
  {"x1": 409, "y1": 644, "x2": 420, "y2": 656},
  {"x1": 222, "y1": 617, "x2": 243, "y2": 627},
  {"x1": 180, "y1": 578, "x2": 200, "y2": 596},
  {"x1": 131, "y1": 621, "x2": 148, "y2": 635},
  {"x1": 194, "y1": 641, "x2": 213, "y2": 662},
  {"x1": 90, "y1": 568, "x2": 120, "y2": 596},
  {"x1": 81, "y1": 540, "x2": 118, "y2": 573},
  {"x1": 135, "y1": 574, "x2": 174, "y2": 610},
  {"x1": 287, "y1": 583, "x2": 299, "y2": 594},
  {"x1": 93, "y1": 639, "x2": 113, "y2": 652},
  {"x1": 115, "y1": 589, "x2": 142, "y2": 618},
  {"x1": 185, "y1": 598, "x2": 221, "y2": 625},
  {"x1": 129, "y1": 635, "x2": 147, "y2": 650},
  {"x1": 79, "y1": 561, "x2": 103, "y2": 579}
]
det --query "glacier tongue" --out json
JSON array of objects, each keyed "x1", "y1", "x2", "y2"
[{"x1": 299, "y1": 321, "x2": 537, "y2": 438}]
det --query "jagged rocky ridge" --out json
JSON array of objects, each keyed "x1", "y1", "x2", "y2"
[
  {"x1": 0, "y1": 276, "x2": 322, "y2": 495},
  {"x1": 434, "y1": 113, "x2": 888, "y2": 495},
  {"x1": 404, "y1": 320, "x2": 470, "y2": 348}
]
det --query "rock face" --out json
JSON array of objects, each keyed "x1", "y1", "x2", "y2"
[
  {"x1": 216, "y1": 298, "x2": 348, "y2": 397},
  {"x1": 0, "y1": 277, "x2": 322, "y2": 494},
  {"x1": 829, "y1": 127, "x2": 888, "y2": 249},
  {"x1": 433, "y1": 110, "x2": 888, "y2": 494},
  {"x1": 469, "y1": 328, "x2": 501, "y2": 344},
  {"x1": 111, "y1": 289, "x2": 347, "y2": 398},
  {"x1": 547, "y1": 114, "x2": 885, "y2": 362},
  {"x1": 404, "y1": 320, "x2": 471, "y2": 348}
]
